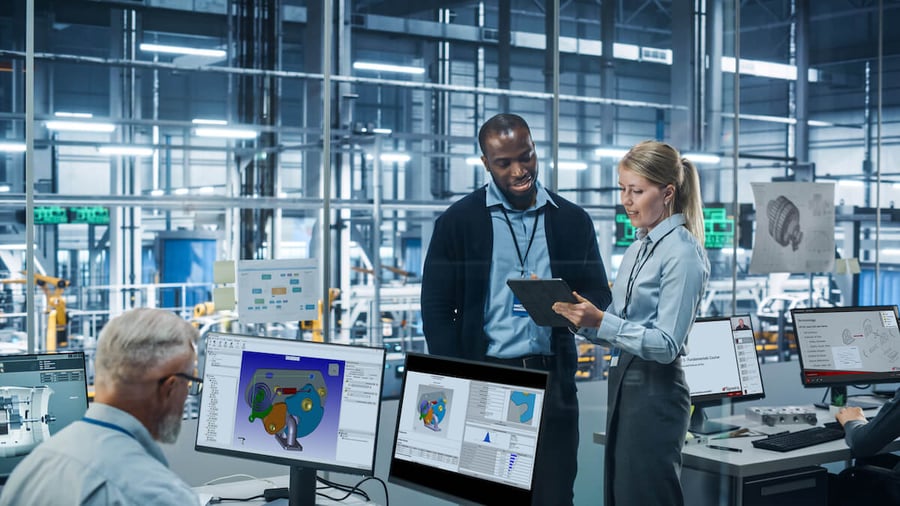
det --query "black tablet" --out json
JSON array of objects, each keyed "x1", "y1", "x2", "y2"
[{"x1": 506, "y1": 278, "x2": 578, "y2": 327}]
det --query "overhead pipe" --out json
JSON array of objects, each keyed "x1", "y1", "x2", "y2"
[{"x1": 0, "y1": 49, "x2": 686, "y2": 111}]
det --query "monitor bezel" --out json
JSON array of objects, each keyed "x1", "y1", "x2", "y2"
[
  {"x1": 687, "y1": 315, "x2": 766, "y2": 407},
  {"x1": 791, "y1": 305, "x2": 900, "y2": 387},
  {"x1": 388, "y1": 352, "x2": 549, "y2": 506},
  {"x1": 193, "y1": 332, "x2": 386, "y2": 476}
]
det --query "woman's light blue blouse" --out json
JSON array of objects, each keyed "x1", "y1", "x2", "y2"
[{"x1": 579, "y1": 213, "x2": 710, "y2": 364}]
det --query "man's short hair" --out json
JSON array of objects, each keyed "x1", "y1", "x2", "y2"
[
  {"x1": 478, "y1": 113, "x2": 532, "y2": 155},
  {"x1": 94, "y1": 308, "x2": 198, "y2": 386}
]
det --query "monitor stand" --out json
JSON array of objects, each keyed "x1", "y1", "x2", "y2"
[
  {"x1": 263, "y1": 465, "x2": 317, "y2": 506},
  {"x1": 688, "y1": 406, "x2": 740, "y2": 435},
  {"x1": 811, "y1": 386, "x2": 881, "y2": 410}
]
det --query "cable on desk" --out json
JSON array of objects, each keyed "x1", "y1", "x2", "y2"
[
  {"x1": 315, "y1": 476, "x2": 389, "y2": 506},
  {"x1": 317, "y1": 476, "x2": 370, "y2": 501},
  {"x1": 203, "y1": 474, "x2": 276, "y2": 487}
]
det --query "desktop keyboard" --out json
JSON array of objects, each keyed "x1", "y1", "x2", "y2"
[{"x1": 751, "y1": 426, "x2": 845, "y2": 452}]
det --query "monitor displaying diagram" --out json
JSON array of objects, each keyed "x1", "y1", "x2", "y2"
[
  {"x1": 0, "y1": 352, "x2": 89, "y2": 482},
  {"x1": 792, "y1": 305, "x2": 900, "y2": 386},
  {"x1": 195, "y1": 333, "x2": 385, "y2": 474},
  {"x1": 389, "y1": 353, "x2": 548, "y2": 505}
]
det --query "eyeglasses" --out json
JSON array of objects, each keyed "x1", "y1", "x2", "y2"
[{"x1": 158, "y1": 372, "x2": 203, "y2": 396}]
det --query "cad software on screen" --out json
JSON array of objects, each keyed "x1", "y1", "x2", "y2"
[{"x1": 393, "y1": 368, "x2": 545, "y2": 490}]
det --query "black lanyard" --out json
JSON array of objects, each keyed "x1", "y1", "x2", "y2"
[
  {"x1": 622, "y1": 226, "x2": 678, "y2": 317},
  {"x1": 500, "y1": 206, "x2": 540, "y2": 277}
]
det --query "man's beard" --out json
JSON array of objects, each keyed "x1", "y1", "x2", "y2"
[{"x1": 157, "y1": 407, "x2": 184, "y2": 444}]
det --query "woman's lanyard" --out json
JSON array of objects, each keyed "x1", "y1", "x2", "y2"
[
  {"x1": 621, "y1": 226, "x2": 678, "y2": 318},
  {"x1": 500, "y1": 206, "x2": 540, "y2": 277},
  {"x1": 82, "y1": 416, "x2": 137, "y2": 441}
]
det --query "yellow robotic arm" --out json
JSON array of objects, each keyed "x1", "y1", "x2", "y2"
[{"x1": 0, "y1": 271, "x2": 70, "y2": 351}]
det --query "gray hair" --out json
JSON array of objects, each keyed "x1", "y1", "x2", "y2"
[{"x1": 94, "y1": 308, "x2": 198, "y2": 385}]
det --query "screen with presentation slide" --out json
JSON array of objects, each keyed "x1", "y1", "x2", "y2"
[
  {"x1": 389, "y1": 353, "x2": 548, "y2": 505},
  {"x1": 195, "y1": 333, "x2": 385, "y2": 505},
  {"x1": 0, "y1": 352, "x2": 89, "y2": 482},
  {"x1": 791, "y1": 305, "x2": 900, "y2": 386},
  {"x1": 683, "y1": 316, "x2": 765, "y2": 433}
]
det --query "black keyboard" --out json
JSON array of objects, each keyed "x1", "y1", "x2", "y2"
[{"x1": 751, "y1": 426, "x2": 845, "y2": 452}]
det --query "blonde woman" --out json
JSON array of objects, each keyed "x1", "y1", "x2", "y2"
[{"x1": 553, "y1": 140, "x2": 710, "y2": 506}]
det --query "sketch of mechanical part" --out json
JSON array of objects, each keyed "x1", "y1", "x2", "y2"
[
  {"x1": 417, "y1": 391, "x2": 448, "y2": 432},
  {"x1": 0, "y1": 386, "x2": 54, "y2": 457},
  {"x1": 767, "y1": 195, "x2": 803, "y2": 251},
  {"x1": 842, "y1": 328, "x2": 854, "y2": 345},
  {"x1": 245, "y1": 368, "x2": 328, "y2": 451}
]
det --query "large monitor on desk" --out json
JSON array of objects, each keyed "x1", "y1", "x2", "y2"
[
  {"x1": 791, "y1": 305, "x2": 900, "y2": 403},
  {"x1": 0, "y1": 352, "x2": 89, "y2": 483},
  {"x1": 194, "y1": 333, "x2": 386, "y2": 506},
  {"x1": 684, "y1": 315, "x2": 766, "y2": 434},
  {"x1": 389, "y1": 353, "x2": 548, "y2": 505}
]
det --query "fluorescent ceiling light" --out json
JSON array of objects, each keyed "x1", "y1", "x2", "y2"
[
  {"x1": 0, "y1": 142, "x2": 26, "y2": 152},
  {"x1": 807, "y1": 119, "x2": 834, "y2": 127},
  {"x1": 197, "y1": 186, "x2": 215, "y2": 195},
  {"x1": 150, "y1": 189, "x2": 165, "y2": 196},
  {"x1": 372, "y1": 128, "x2": 392, "y2": 135},
  {"x1": 466, "y1": 157, "x2": 484, "y2": 166},
  {"x1": 0, "y1": 185, "x2": 10, "y2": 193},
  {"x1": 97, "y1": 145, "x2": 154, "y2": 156},
  {"x1": 684, "y1": 152, "x2": 721, "y2": 164},
  {"x1": 54, "y1": 111, "x2": 93, "y2": 118},
  {"x1": 46, "y1": 120, "x2": 116, "y2": 133},
  {"x1": 139, "y1": 43, "x2": 226, "y2": 59},
  {"x1": 194, "y1": 127, "x2": 258, "y2": 139},
  {"x1": 380, "y1": 153, "x2": 411, "y2": 163},
  {"x1": 555, "y1": 161, "x2": 588, "y2": 171},
  {"x1": 721, "y1": 56, "x2": 819, "y2": 83},
  {"x1": 837, "y1": 180, "x2": 864, "y2": 188},
  {"x1": 173, "y1": 188, "x2": 190, "y2": 195},
  {"x1": 192, "y1": 118, "x2": 228, "y2": 125},
  {"x1": 595, "y1": 147, "x2": 629, "y2": 158},
  {"x1": 352, "y1": 61, "x2": 425, "y2": 75}
]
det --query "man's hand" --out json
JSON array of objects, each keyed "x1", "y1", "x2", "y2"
[
  {"x1": 552, "y1": 291, "x2": 603, "y2": 328},
  {"x1": 835, "y1": 406, "x2": 866, "y2": 427}
]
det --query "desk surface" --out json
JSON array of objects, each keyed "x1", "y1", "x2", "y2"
[
  {"x1": 193, "y1": 475, "x2": 373, "y2": 506},
  {"x1": 594, "y1": 403, "x2": 900, "y2": 479}
]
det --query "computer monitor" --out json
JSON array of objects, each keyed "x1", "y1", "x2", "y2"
[
  {"x1": 0, "y1": 352, "x2": 89, "y2": 482},
  {"x1": 388, "y1": 353, "x2": 548, "y2": 505},
  {"x1": 791, "y1": 305, "x2": 900, "y2": 405},
  {"x1": 683, "y1": 316, "x2": 766, "y2": 434},
  {"x1": 194, "y1": 333, "x2": 386, "y2": 506}
]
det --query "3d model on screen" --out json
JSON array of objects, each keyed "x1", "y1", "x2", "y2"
[
  {"x1": 418, "y1": 392, "x2": 447, "y2": 431},
  {"x1": 245, "y1": 369, "x2": 327, "y2": 451},
  {"x1": 767, "y1": 195, "x2": 803, "y2": 251},
  {"x1": 0, "y1": 386, "x2": 54, "y2": 457}
]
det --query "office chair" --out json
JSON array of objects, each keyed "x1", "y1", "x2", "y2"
[{"x1": 830, "y1": 460, "x2": 900, "y2": 506}]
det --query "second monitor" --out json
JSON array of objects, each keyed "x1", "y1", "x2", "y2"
[{"x1": 683, "y1": 315, "x2": 766, "y2": 434}]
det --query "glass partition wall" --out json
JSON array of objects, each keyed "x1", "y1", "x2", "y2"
[{"x1": 2, "y1": 1, "x2": 898, "y2": 369}]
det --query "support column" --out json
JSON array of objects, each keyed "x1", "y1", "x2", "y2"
[{"x1": 670, "y1": 0, "x2": 697, "y2": 149}]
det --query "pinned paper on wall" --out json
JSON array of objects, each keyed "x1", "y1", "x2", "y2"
[
  {"x1": 237, "y1": 258, "x2": 319, "y2": 324},
  {"x1": 749, "y1": 182, "x2": 835, "y2": 274}
]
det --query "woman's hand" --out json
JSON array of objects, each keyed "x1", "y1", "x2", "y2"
[{"x1": 552, "y1": 291, "x2": 604, "y2": 328}]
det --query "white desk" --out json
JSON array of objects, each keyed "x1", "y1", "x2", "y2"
[
  {"x1": 594, "y1": 403, "x2": 900, "y2": 506},
  {"x1": 193, "y1": 475, "x2": 374, "y2": 506}
]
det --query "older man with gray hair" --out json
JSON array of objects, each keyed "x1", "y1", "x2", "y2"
[{"x1": 0, "y1": 308, "x2": 201, "y2": 505}]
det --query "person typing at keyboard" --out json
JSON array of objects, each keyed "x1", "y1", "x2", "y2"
[{"x1": 829, "y1": 387, "x2": 900, "y2": 506}]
